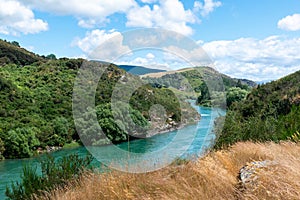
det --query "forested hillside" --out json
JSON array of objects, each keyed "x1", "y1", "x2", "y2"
[
  {"x1": 0, "y1": 40, "x2": 198, "y2": 159},
  {"x1": 215, "y1": 70, "x2": 300, "y2": 148},
  {"x1": 0, "y1": 39, "x2": 45, "y2": 66},
  {"x1": 142, "y1": 67, "x2": 255, "y2": 107}
]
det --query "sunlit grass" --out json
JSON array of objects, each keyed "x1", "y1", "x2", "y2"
[{"x1": 41, "y1": 141, "x2": 300, "y2": 200}]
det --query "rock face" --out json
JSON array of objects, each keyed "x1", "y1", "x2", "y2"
[{"x1": 239, "y1": 160, "x2": 277, "y2": 189}]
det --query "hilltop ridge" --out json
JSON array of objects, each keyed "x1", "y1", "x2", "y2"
[{"x1": 0, "y1": 39, "x2": 45, "y2": 66}]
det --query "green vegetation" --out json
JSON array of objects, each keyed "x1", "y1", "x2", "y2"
[
  {"x1": 143, "y1": 67, "x2": 254, "y2": 107},
  {"x1": 0, "y1": 60, "x2": 80, "y2": 159},
  {"x1": 0, "y1": 138, "x2": 4, "y2": 160},
  {"x1": 0, "y1": 39, "x2": 44, "y2": 66},
  {"x1": 215, "y1": 70, "x2": 300, "y2": 148},
  {"x1": 0, "y1": 39, "x2": 197, "y2": 159},
  {"x1": 63, "y1": 141, "x2": 81, "y2": 149},
  {"x1": 289, "y1": 131, "x2": 300, "y2": 143},
  {"x1": 5, "y1": 153, "x2": 93, "y2": 200}
]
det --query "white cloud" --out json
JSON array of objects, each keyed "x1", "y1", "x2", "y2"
[
  {"x1": 126, "y1": 5, "x2": 154, "y2": 28},
  {"x1": 0, "y1": 0, "x2": 48, "y2": 35},
  {"x1": 126, "y1": 0, "x2": 198, "y2": 36},
  {"x1": 278, "y1": 14, "x2": 300, "y2": 31},
  {"x1": 8, "y1": 0, "x2": 221, "y2": 35},
  {"x1": 74, "y1": 29, "x2": 118, "y2": 53},
  {"x1": 163, "y1": 46, "x2": 211, "y2": 67},
  {"x1": 141, "y1": 0, "x2": 158, "y2": 3},
  {"x1": 146, "y1": 53, "x2": 155, "y2": 59},
  {"x1": 194, "y1": 0, "x2": 222, "y2": 17},
  {"x1": 74, "y1": 29, "x2": 131, "y2": 61},
  {"x1": 202, "y1": 36, "x2": 300, "y2": 81},
  {"x1": 22, "y1": 0, "x2": 136, "y2": 28},
  {"x1": 117, "y1": 55, "x2": 171, "y2": 70}
]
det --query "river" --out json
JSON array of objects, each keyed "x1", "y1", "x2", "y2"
[{"x1": 0, "y1": 104, "x2": 225, "y2": 199}]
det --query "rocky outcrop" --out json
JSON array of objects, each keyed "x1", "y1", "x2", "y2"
[{"x1": 239, "y1": 160, "x2": 277, "y2": 190}]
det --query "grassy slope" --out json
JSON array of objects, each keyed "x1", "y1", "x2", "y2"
[
  {"x1": 44, "y1": 141, "x2": 300, "y2": 200},
  {"x1": 140, "y1": 67, "x2": 195, "y2": 78},
  {"x1": 118, "y1": 65, "x2": 166, "y2": 76}
]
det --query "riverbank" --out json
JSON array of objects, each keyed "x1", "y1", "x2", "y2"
[
  {"x1": 32, "y1": 116, "x2": 200, "y2": 157},
  {"x1": 33, "y1": 103, "x2": 201, "y2": 157},
  {"x1": 42, "y1": 141, "x2": 300, "y2": 200},
  {"x1": 145, "y1": 116, "x2": 200, "y2": 138},
  {"x1": 0, "y1": 105, "x2": 213, "y2": 199}
]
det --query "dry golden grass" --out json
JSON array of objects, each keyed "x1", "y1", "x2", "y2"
[
  {"x1": 140, "y1": 68, "x2": 194, "y2": 78},
  {"x1": 43, "y1": 141, "x2": 300, "y2": 200}
]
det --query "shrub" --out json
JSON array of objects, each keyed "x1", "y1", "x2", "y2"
[{"x1": 5, "y1": 153, "x2": 93, "y2": 200}]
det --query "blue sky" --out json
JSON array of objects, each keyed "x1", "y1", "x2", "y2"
[{"x1": 0, "y1": 0, "x2": 300, "y2": 81}]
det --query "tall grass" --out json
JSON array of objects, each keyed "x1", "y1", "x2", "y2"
[{"x1": 43, "y1": 141, "x2": 300, "y2": 200}]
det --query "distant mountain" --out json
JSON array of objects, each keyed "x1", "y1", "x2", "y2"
[{"x1": 118, "y1": 65, "x2": 166, "y2": 75}]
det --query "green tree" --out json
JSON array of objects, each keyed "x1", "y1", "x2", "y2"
[
  {"x1": 197, "y1": 82, "x2": 210, "y2": 105},
  {"x1": 0, "y1": 138, "x2": 5, "y2": 160},
  {"x1": 49, "y1": 117, "x2": 70, "y2": 146},
  {"x1": 6, "y1": 153, "x2": 93, "y2": 200},
  {"x1": 11, "y1": 41, "x2": 20, "y2": 47},
  {"x1": 46, "y1": 54, "x2": 57, "y2": 60},
  {"x1": 4, "y1": 127, "x2": 40, "y2": 158},
  {"x1": 226, "y1": 87, "x2": 249, "y2": 107}
]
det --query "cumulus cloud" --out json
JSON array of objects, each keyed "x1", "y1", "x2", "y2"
[
  {"x1": 163, "y1": 46, "x2": 211, "y2": 67},
  {"x1": 22, "y1": 0, "x2": 136, "y2": 28},
  {"x1": 202, "y1": 36, "x2": 300, "y2": 81},
  {"x1": 194, "y1": 0, "x2": 222, "y2": 17},
  {"x1": 141, "y1": 0, "x2": 158, "y2": 3},
  {"x1": 0, "y1": 0, "x2": 48, "y2": 35},
  {"x1": 6, "y1": 0, "x2": 221, "y2": 35},
  {"x1": 146, "y1": 53, "x2": 155, "y2": 59},
  {"x1": 74, "y1": 29, "x2": 131, "y2": 61},
  {"x1": 117, "y1": 54, "x2": 172, "y2": 70},
  {"x1": 126, "y1": 0, "x2": 199, "y2": 36},
  {"x1": 278, "y1": 14, "x2": 300, "y2": 31}
]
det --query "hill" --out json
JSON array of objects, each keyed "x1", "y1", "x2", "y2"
[
  {"x1": 142, "y1": 67, "x2": 256, "y2": 107},
  {"x1": 0, "y1": 39, "x2": 45, "y2": 66},
  {"x1": 140, "y1": 67, "x2": 195, "y2": 78},
  {"x1": 141, "y1": 67, "x2": 256, "y2": 88},
  {"x1": 118, "y1": 65, "x2": 166, "y2": 75},
  {"x1": 0, "y1": 42, "x2": 198, "y2": 159},
  {"x1": 215, "y1": 70, "x2": 300, "y2": 148}
]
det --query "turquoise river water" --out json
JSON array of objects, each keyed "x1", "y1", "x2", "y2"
[{"x1": 0, "y1": 104, "x2": 225, "y2": 199}]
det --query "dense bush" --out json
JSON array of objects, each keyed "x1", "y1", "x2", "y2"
[
  {"x1": 215, "y1": 70, "x2": 300, "y2": 148},
  {"x1": 0, "y1": 47, "x2": 192, "y2": 158},
  {"x1": 0, "y1": 138, "x2": 5, "y2": 160},
  {"x1": 4, "y1": 127, "x2": 40, "y2": 158}
]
